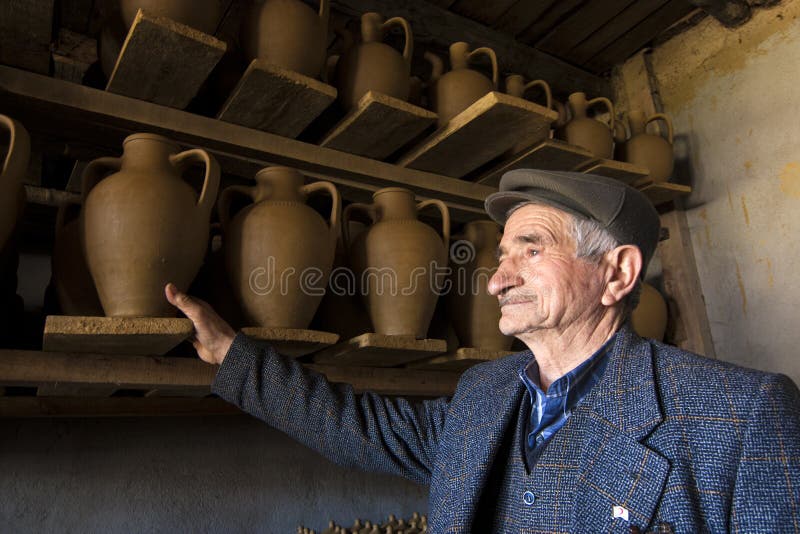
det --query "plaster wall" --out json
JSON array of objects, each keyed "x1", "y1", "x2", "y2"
[
  {"x1": 0, "y1": 415, "x2": 428, "y2": 533},
  {"x1": 620, "y1": 1, "x2": 800, "y2": 383}
]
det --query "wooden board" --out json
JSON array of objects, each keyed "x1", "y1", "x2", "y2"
[
  {"x1": 312, "y1": 333, "x2": 447, "y2": 367},
  {"x1": 0, "y1": 0, "x2": 55, "y2": 74},
  {"x1": 477, "y1": 139, "x2": 596, "y2": 187},
  {"x1": 320, "y1": 91, "x2": 437, "y2": 160},
  {"x1": 492, "y1": 0, "x2": 558, "y2": 38},
  {"x1": 449, "y1": 0, "x2": 520, "y2": 25},
  {"x1": 52, "y1": 29, "x2": 98, "y2": 84},
  {"x1": 239, "y1": 327, "x2": 339, "y2": 357},
  {"x1": 106, "y1": 9, "x2": 226, "y2": 109},
  {"x1": 406, "y1": 347, "x2": 513, "y2": 371},
  {"x1": 536, "y1": 0, "x2": 635, "y2": 52},
  {"x1": 638, "y1": 182, "x2": 692, "y2": 206},
  {"x1": 0, "y1": 396, "x2": 240, "y2": 417},
  {"x1": 43, "y1": 315, "x2": 194, "y2": 356},
  {"x1": 580, "y1": 159, "x2": 650, "y2": 184},
  {"x1": 216, "y1": 59, "x2": 337, "y2": 138},
  {"x1": 398, "y1": 92, "x2": 558, "y2": 178},
  {"x1": 517, "y1": 0, "x2": 585, "y2": 45},
  {"x1": 36, "y1": 384, "x2": 119, "y2": 397}
]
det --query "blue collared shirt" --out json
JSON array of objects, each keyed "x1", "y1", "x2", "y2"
[{"x1": 518, "y1": 334, "x2": 615, "y2": 466}]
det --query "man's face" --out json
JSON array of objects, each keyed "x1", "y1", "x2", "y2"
[{"x1": 487, "y1": 204, "x2": 608, "y2": 338}]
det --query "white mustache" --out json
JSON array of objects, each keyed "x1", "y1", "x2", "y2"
[{"x1": 498, "y1": 294, "x2": 536, "y2": 307}]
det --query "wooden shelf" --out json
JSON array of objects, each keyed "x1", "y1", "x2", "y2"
[
  {"x1": 398, "y1": 91, "x2": 558, "y2": 178},
  {"x1": 407, "y1": 347, "x2": 513, "y2": 371},
  {"x1": 639, "y1": 182, "x2": 693, "y2": 206},
  {"x1": 239, "y1": 327, "x2": 339, "y2": 357},
  {"x1": 312, "y1": 333, "x2": 447, "y2": 367},
  {"x1": 476, "y1": 138, "x2": 596, "y2": 186}
]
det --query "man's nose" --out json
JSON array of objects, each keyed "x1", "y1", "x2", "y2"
[{"x1": 488, "y1": 260, "x2": 521, "y2": 296}]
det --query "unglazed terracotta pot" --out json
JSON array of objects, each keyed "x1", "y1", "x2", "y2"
[
  {"x1": 562, "y1": 92, "x2": 615, "y2": 159},
  {"x1": 334, "y1": 12, "x2": 412, "y2": 110},
  {"x1": 52, "y1": 203, "x2": 104, "y2": 316},
  {"x1": 428, "y1": 42, "x2": 498, "y2": 127},
  {"x1": 219, "y1": 166, "x2": 340, "y2": 329},
  {"x1": 631, "y1": 282, "x2": 668, "y2": 341},
  {"x1": 82, "y1": 133, "x2": 220, "y2": 317},
  {"x1": 344, "y1": 188, "x2": 450, "y2": 338},
  {"x1": 242, "y1": 0, "x2": 330, "y2": 78},
  {"x1": 504, "y1": 74, "x2": 552, "y2": 110},
  {"x1": 0, "y1": 115, "x2": 29, "y2": 255},
  {"x1": 447, "y1": 220, "x2": 512, "y2": 351},
  {"x1": 120, "y1": 0, "x2": 224, "y2": 32},
  {"x1": 624, "y1": 111, "x2": 675, "y2": 183}
]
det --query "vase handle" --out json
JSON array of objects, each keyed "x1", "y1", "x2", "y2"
[
  {"x1": 383, "y1": 17, "x2": 413, "y2": 65},
  {"x1": 646, "y1": 113, "x2": 674, "y2": 144},
  {"x1": 469, "y1": 47, "x2": 498, "y2": 89},
  {"x1": 523, "y1": 79, "x2": 552, "y2": 110},
  {"x1": 217, "y1": 185, "x2": 255, "y2": 233},
  {"x1": 416, "y1": 198, "x2": 450, "y2": 252},
  {"x1": 587, "y1": 96, "x2": 615, "y2": 131},
  {"x1": 81, "y1": 157, "x2": 122, "y2": 204},
  {"x1": 170, "y1": 148, "x2": 221, "y2": 220},
  {"x1": 301, "y1": 180, "x2": 341, "y2": 240},
  {"x1": 0, "y1": 115, "x2": 30, "y2": 184}
]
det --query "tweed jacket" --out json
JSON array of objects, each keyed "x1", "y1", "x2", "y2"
[{"x1": 212, "y1": 326, "x2": 800, "y2": 533}]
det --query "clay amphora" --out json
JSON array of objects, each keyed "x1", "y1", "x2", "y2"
[
  {"x1": 504, "y1": 74, "x2": 552, "y2": 110},
  {"x1": 563, "y1": 92, "x2": 615, "y2": 159},
  {"x1": 52, "y1": 202, "x2": 104, "y2": 316},
  {"x1": 447, "y1": 220, "x2": 512, "y2": 351},
  {"x1": 624, "y1": 111, "x2": 675, "y2": 183},
  {"x1": 429, "y1": 42, "x2": 498, "y2": 127},
  {"x1": 82, "y1": 133, "x2": 220, "y2": 317},
  {"x1": 242, "y1": 0, "x2": 330, "y2": 78},
  {"x1": 334, "y1": 12, "x2": 412, "y2": 110},
  {"x1": 119, "y1": 0, "x2": 224, "y2": 33},
  {"x1": 631, "y1": 282, "x2": 668, "y2": 341},
  {"x1": 219, "y1": 167, "x2": 340, "y2": 329},
  {"x1": 344, "y1": 188, "x2": 450, "y2": 338},
  {"x1": 0, "y1": 115, "x2": 29, "y2": 255}
]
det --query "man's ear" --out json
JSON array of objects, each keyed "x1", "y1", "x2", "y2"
[{"x1": 601, "y1": 245, "x2": 643, "y2": 306}]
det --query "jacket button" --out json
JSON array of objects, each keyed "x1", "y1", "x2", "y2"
[{"x1": 522, "y1": 491, "x2": 536, "y2": 505}]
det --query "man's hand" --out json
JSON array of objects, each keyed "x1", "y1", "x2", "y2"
[{"x1": 165, "y1": 283, "x2": 236, "y2": 365}]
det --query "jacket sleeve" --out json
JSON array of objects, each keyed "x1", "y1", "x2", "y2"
[
  {"x1": 730, "y1": 372, "x2": 800, "y2": 531},
  {"x1": 211, "y1": 333, "x2": 448, "y2": 486}
]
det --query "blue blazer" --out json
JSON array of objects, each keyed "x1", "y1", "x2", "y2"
[{"x1": 213, "y1": 326, "x2": 800, "y2": 532}]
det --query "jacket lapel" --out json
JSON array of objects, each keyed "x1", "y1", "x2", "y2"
[{"x1": 573, "y1": 326, "x2": 670, "y2": 531}]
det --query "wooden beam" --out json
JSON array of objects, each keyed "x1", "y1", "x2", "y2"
[
  {"x1": 689, "y1": 0, "x2": 751, "y2": 26},
  {"x1": 329, "y1": 0, "x2": 611, "y2": 97},
  {"x1": 0, "y1": 396, "x2": 241, "y2": 417}
]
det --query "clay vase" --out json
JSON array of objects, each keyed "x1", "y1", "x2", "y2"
[
  {"x1": 563, "y1": 92, "x2": 615, "y2": 159},
  {"x1": 334, "y1": 12, "x2": 412, "y2": 110},
  {"x1": 504, "y1": 74, "x2": 552, "y2": 110},
  {"x1": 219, "y1": 167, "x2": 340, "y2": 329},
  {"x1": 0, "y1": 115, "x2": 29, "y2": 255},
  {"x1": 52, "y1": 202, "x2": 104, "y2": 316},
  {"x1": 613, "y1": 117, "x2": 628, "y2": 161},
  {"x1": 624, "y1": 111, "x2": 675, "y2": 183},
  {"x1": 429, "y1": 42, "x2": 498, "y2": 127},
  {"x1": 447, "y1": 221, "x2": 512, "y2": 351},
  {"x1": 344, "y1": 188, "x2": 450, "y2": 338},
  {"x1": 119, "y1": 0, "x2": 224, "y2": 33},
  {"x1": 82, "y1": 133, "x2": 220, "y2": 317},
  {"x1": 242, "y1": 0, "x2": 330, "y2": 78},
  {"x1": 631, "y1": 282, "x2": 668, "y2": 341}
]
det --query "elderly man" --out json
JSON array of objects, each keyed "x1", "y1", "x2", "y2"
[{"x1": 166, "y1": 170, "x2": 800, "y2": 532}]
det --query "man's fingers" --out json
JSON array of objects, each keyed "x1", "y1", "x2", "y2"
[{"x1": 165, "y1": 283, "x2": 201, "y2": 320}]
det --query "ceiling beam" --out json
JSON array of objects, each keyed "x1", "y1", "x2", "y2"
[
  {"x1": 689, "y1": 0, "x2": 751, "y2": 26},
  {"x1": 329, "y1": 0, "x2": 612, "y2": 97}
]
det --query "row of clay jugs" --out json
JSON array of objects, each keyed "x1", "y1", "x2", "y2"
[
  {"x1": 0, "y1": 115, "x2": 29, "y2": 255},
  {"x1": 619, "y1": 111, "x2": 675, "y2": 183},
  {"x1": 52, "y1": 203, "x2": 104, "y2": 316},
  {"x1": 344, "y1": 188, "x2": 449, "y2": 338},
  {"x1": 82, "y1": 133, "x2": 220, "y2": 317},
  {"x1": 446, "y1": 221, "x2": 512, "y2": 351},
  {"x1": 560, "y1": 92, "x2": 615, "y2": 159},
  {"x1": 219, "y1": 167, "x2": 340, "y2": 329},
  {"x1": 242, "y1": 0, "x2": 330, "y2": 78},
  {"x1": 428, "y1": 42, "x2": 498, "y2": 127},
  {"x1": 334, "y1": 12, "x2": 413, "y2": 110},
  {"x1": 119, "y1": 0, "x2": 225, "y2": 33},
  {"x1": 631, "y1": 282, "x2": 668, "y2": 341}
]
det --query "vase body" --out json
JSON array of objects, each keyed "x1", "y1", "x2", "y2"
[
  {"x1": 624, "y1": 111, "x2": 675, "y2": 183},
  {"x1": 563, "y1": 92, "x2": 614, "y2": 159},
  {"x1": 447, "y1": 221, "x2": 512, "y2": 351},
  {"x1": 429, "y1": 42, "x2": 498, "y2": 127},
  {"x1": 631, "y1": 282, "x2": 668, "y2": 341},
  {"x1": 82, "y1": 133, "x2": 220, "y2": 317},
  {"x1": 119, "y1": 0, "x2": 224, "y2": 32},
  {"x1": 346, "y1": 188, "x2": 449, "y2": 338},
  {"x1": 221, "y1": 167, "x2": 339, "y2": 328},
  {"x1": 0, "y1": 115, "x2": 29, "y2": 255},
  {"x1": 242, "y1": 0, "x2": 329, "y2": 78},
  {"x1": 52, "y1": 203, "x2": 104, "y2": 316},
  {"x1": 334, "y1": 12, "x2": 412, "y2": 110}
]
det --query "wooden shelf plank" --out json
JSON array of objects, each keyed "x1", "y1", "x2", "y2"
[
  {"x1": 36, "y1": 384, "x2": 119, "y2": 397},
  {"x1": 0, "y1": 65, "x2": 494, "y2": 221},
  {"x1": 320, "y1": 90, "x2": 437, "y2": 160},
  {"x1": 0, "y1": 396, "x2": 240, "y2": 418},
  {"x1": 43, "y1": 315, "x2": 194, "y2": 356},
  {"x1": 217, "y1": 59, "x2": 337, "y2": 138},
  {"x1": 106, "y1": 9, "x2": 226, "y2": 109},
  {"x1": 407, "y1": 347, "x2": 513, "y2": 371},
  {"x1": 639, "y1": 182, "x2": 692, "y2": 206},
  {"x1": 0, "y1": 0, "x2": 55, "y2": 75},
  {"x1": 239, "y1": 327, "x2": 338, "y2": 357},
  {"x1": 397, "y1": 92, "x2": 558, "y2": 178},
  {"x1": 580, "y1": 159, "x2": 650, "y2": 184},
  {"x1": 312, "y1": 333, "x2": 447, "y2": 367},
  {"x1": 476, "y1": 139, "x2": 597, "y2": 187}
]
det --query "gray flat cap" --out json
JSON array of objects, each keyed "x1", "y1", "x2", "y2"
[{"x1": 485, "y1": 169, "x2": 660, "y2": 272}]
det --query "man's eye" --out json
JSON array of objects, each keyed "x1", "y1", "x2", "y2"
[{"x1": 527, "y1": 249, "x2": 539, "y2": 257}]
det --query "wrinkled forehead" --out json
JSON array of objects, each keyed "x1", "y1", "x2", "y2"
[{"x1": 499, "y1": 203, "x2": 577, "y2": 249}]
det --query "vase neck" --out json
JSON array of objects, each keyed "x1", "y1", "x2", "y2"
[
  {"x1": 121, "y1": 136, "x2": 179, "y2": 173},
  {"x1": 254, "y1": 167, "x2": 304, "y2": 202},
  {"x1": 374, "y1": 189, "x2": 417, "y2": 220}
]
